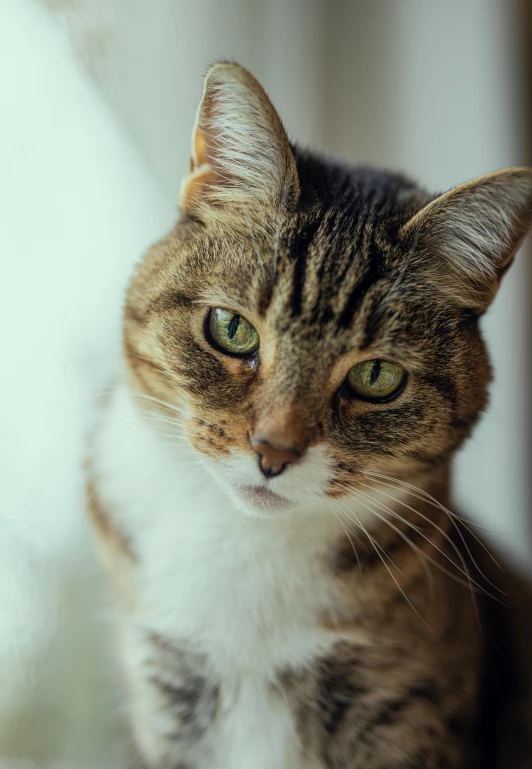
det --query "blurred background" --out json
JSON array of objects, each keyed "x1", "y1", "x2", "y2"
[{"x1": 0, "y1": 0, "x2": 530, "y2": 765}]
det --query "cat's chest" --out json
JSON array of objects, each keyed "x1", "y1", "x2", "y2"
[
  {"x1": 95, "y1": 388, "x2": 349, "y2": 676},
  {"x1": 120, "y1": 525, "x2": 336, "y2": 769},
  {"x1": 94, "y1": 388, "x2": 366, "y2": 768},
  {"x1": 133, "y1": 493, "x2": 344, "y2": 676}
]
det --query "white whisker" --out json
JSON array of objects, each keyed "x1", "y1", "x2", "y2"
[
  {"x1": 327, "y1": 506, "x2": 362, "y2": 572},
  {"x1": 353, "y1": 483, "x2": 480, "y2": 614},
  {"x1": 352, "y1": 469, "x2": 506, "y2": 588},
  {"x1": 356, "y1": 480, "x2": 505, "y2": 595},
  {"x1": 333, "y1": 498, "x2": 430, "y2": 628},
  {"x1": 128, "y1": 389, "x2": 188, "y2": 417},
  {"x1": 341, "y1": 491, "x2": 436, "y2": 615}
]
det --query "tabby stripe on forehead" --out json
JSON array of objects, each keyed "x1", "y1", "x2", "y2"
[
  {"x1": 335, "y1": 515, "x2": 431, "y2": 571},
  {"x1": 290, "y1": 217, "x2": 322, "y2": 317},
  {"x1": 359, "y1": 291, "x2": 385, "y2": 350},
  {"x1": 334, "y1": 190, "x2": 393, "y2": 327},
  {"x1": 309, "y1": 214, "x2": 344, "y2": 323},
  {"x1": 336, "y1": 264, "x2": 384, "y2": 331},
  {"x1": 311, "y1": 213, "x2": 360, "y2": 324},
  {"x1": 329, "y1": 209, "x2": 367, "y2": 296}
]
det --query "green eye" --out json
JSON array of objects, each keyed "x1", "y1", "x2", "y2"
[
  {"x1": 346, "y1": 360, "x2": 407, "y2": 402},
  {"x1": 208, "y1": 308, "x2": 259, "y2": 356}
]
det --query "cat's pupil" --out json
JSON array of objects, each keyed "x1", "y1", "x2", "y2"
[
  {"x1": 369, "y1": 360, "x2": 381, "y2": 386},
  {"x1": 228, "y1": 314, "x2": 240, "y2": 340}
]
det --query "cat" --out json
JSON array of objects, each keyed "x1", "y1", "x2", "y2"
[{"x1": 86, "y1": 62, "x2": 532, "y2": 768}]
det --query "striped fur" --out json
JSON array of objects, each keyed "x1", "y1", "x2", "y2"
[{"x1": 88, "y1": 63, "x2": 532, "y2": 768}]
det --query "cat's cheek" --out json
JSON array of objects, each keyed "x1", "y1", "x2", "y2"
[
  {"x1": 187, "y1": 431, "x2": 232, "y2": 459},
  {"x1": 182, "y1": 408, "x2": 254, "y2": 460}
]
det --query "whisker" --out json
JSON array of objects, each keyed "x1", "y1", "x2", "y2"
[
  {"x1": 334, "y1": 499, "x2": 400, "y2": 571},
  {"x1": 338, "y1": 496, "x2": 426, "y2": 578},
  {"x1": 338, "y1": 482, "x2": 505, "y2": 614},
  {"x1": 369, "y1": 478, "x2": 506, "y2": 574},
  {"x1": 352, "y1": 486, "x2": 484, "y2": 592},
  {"x1": 343, "y1": 482, "x2": 481, "y2": 625},
  {"x1": 144, "y1": 414, "x2": 184, "y2": 427},
  {"x1": 365, "y1": 476, "x2": 501, "y2": 534},
  {"x1": 333, "y1": 503, "x2": 396, "y2": 572},
  {"x1": 102, "y1": 431, "x2": 196, "y2": 453},
  {"x1": 327, "y1": 506, "x2": 362, "y2": 572},
  {"x1": 128, "y1": 389, "x2": 188, "y2": 417},
  {"x1": 342, "y1": 492, "x2": 437, "y2": 614},
  {"x1": 355, "y1": 470, "x2": 505, "y2": 580},
  {"x1": 356, "y1": 480, "x2": 505, "y2": 595},
  {"x1": 354, "y1": 483, "x2": 480, "y2": 610},
  {"x1": 334, "y1": 499, "x2": 430, "y2": 629},
  {"x1": 156, "y1": 431, "x2": 208, "y2": 443}
]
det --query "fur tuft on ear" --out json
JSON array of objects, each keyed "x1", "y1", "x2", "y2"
[
  {"x1": 180, "y1": 62, "x2": 299, "y2": 217},
  {"x1": 400, "y1": 168, "x2": 532, "y2": 311}
]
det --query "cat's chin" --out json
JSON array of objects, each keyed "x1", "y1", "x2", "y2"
[{"x1": 233, "y1": 484, "x2": 292, "y2": 516}]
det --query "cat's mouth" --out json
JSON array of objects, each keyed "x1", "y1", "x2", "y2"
[{"x1": 235, "y1": 484, "x2": 291, "y2": 511}]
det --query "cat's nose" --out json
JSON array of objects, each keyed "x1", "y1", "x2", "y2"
[{"x1": 250, "y1": 437, "x2": 303, "y2": 479}]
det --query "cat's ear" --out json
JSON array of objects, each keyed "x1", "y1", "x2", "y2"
[
  {"x1": 180, "y1": 62, "x2": 299, "y2": 216},
  {"x1": 400, "y1": 168, "x2": 532, "y2": 312}
]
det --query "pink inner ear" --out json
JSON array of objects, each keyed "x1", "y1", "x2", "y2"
[
  {"x1": 193, "y1": 127, "x2": 227, "y2": 182},
  {"x1": 181, "y1": 62, "x2": 300, "y2": 215},
  {"x1": 183, "y1": 125, "x2": 225, "y2": 212},
  {"x1": 193, "y1": 130, "x2": 208, "y2": 170}
]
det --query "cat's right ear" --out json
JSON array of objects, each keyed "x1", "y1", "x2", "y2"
[
  {"x1": 180, "y1": 62, "x2": 299, "y2": 217},
  {"x1": 400, "y1": 168, "x2": 532, "y2": 312}
]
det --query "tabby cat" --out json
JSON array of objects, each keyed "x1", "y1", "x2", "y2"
[{"x1": 87, "y1": 63, "x2": 532, "y2": 768}]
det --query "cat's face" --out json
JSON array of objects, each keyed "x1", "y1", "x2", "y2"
[{"x1": 124, "y1": 63, "x2": 532, "y2": 517}]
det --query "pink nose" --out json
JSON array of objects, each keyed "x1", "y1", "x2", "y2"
[{"x1": 250, "y1": 438, "x2": 302, "y2": 478}]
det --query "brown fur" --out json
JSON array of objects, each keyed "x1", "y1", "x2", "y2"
[
  {"x1": 88, "y1": 63, "x2": 532, "y2": 768},
  {"x1": 86, "y1": 471, "x2": 137, "y2": 611}
]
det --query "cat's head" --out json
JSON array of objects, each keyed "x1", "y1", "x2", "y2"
[{"x1": 124, "y1": 62, "x2": 532, "y2": 517}]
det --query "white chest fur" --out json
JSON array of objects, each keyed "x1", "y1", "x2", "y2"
[{"x1": 93, "y1": 385, "x2": 356, "y2": 768}]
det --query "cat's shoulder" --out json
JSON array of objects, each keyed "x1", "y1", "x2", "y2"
[{"x1": 475, "y1": 540, "x2": 532, "y2": 768}]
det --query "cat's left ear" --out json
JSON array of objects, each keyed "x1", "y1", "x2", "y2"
[
  {"x1": 180, "y1": 62, "x2": 299, "y2": 217},
  {"x1": 400, "y1": 168, "x2": 532, "y2": 312}
]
